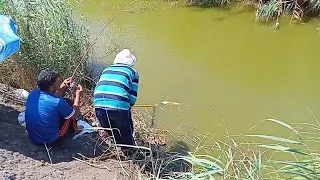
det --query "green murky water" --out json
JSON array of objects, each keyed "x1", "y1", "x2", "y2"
[{"x1": 73, "y1": 0, "x2": 320, "y2": 140}]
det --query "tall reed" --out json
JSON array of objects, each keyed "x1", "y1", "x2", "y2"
[
  {"x1": 185, "y1": 0, "x2": 320, "y2": 22},
  {"x1": 0, "y1": 0, "x2": 91, "y2": 89},
  {"x1": 157, "y1": 116, "x2": 320, "y2": 179},
  {"x1": 122, "y1": 107, "x2": 320, "y2": 179}
]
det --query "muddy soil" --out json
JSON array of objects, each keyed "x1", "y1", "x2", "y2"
[{"x1": 0, "y1": 84, "x2": 125, "y2": 180}]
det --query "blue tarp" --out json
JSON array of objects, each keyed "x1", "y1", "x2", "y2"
[{"x1": 0, "y1": 14, "x2": 21, "y2": 63}]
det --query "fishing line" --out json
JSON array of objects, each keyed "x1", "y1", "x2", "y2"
[{"x1": 70, "y1": 0, "x2": 138, "y2": 81}]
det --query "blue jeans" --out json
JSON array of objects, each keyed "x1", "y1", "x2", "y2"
[{"x1": 95, "y1": 108, "x2": 135, "y2": 147}]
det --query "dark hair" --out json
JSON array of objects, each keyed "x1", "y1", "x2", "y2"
[{"x1": 36, "y1": 68, "x2": 59, "y2": 91}]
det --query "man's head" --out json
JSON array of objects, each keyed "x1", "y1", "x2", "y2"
[
  {"x1": 113, "y1": 49, "x2": 136, "y2": 67},
  {"x1": 36, "y1": 68, "x2": 62, "y2": 93}
]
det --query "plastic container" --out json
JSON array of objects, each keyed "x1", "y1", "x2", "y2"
[{"x1": 0, "y1": 14, "x2": 21, "y2": 63}]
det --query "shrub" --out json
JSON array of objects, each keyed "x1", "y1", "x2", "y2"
[
  {"x1": 185, "y1": 0, "x2": 320, "y2": 21},
  {"x1": 0, "y1": 0, "x2": 91, "y2": 89}
]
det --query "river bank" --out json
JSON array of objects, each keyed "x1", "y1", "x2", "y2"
[
  {"x1": 0, "y1": 83, "x2": 125, "y2": 180},
  {"x1": 2, "y1": 0, "x2": 320, "y2": 178},
  {"x1": 0, "y1": 82, "x2": 194, "y2": 179},
  {"x1": 2, "y1": 78, "x2": 320, "y2": 179},
  {"x1": 184, "y1": 0, "x2": 320, "y2": 23}
]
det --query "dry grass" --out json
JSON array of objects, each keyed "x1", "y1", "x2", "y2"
[
  {"x1": 0, "y1": 59, "x2": 36, "y2": 91},
  {"x1": 70, "y1": 93, "x2": 190, "y2": 179},
  {"x1": 96, "y1": 106, "x2": 320, "y2": 180},
  {"x1": 74, "y1": 94, "x2": 263, "y2": 179}
]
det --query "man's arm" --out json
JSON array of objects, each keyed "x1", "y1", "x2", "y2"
[
  {"x1": 57, "y1": 85, "x2": 82, "y2": 120},
  {"x1": 71, "y1": 85, "x2": 82, "y2": 118},
  {"x1": 129, "y1": 71, "x2": 139, "y2": 106}
]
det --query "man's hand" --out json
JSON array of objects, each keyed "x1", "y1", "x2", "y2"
[
  {"x1": 73, "y1": 85, "x2": 83, "y2": 110},
  {"x1": 56, "y1": 77, "x2": 72, "y2": 97},
  {"x1": 60, "y1": 77, "x2": 72, "y2": 89},
  {"x1": 75, "y1": 85, "x2": 83, "y2": 97}
]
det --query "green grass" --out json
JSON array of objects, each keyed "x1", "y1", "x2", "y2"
[
  {"x1": 156, "y1": 116, "x2": 320, "y2": 179},
  {"x1": 0, "y1": 1, "x2": 3, "y2": 12},
  {"x1": 0, "y1": 0, "x2": 91, "y2": 89},
  {"x1": 185, "y1": 0, "x2": 320, "y2": 22},
  {"x1": 124, "y1": 107, "x2": 320, "y2": 179},
  {"x1": 96, "y1": 109, "x2": 320, "y2": 180}
]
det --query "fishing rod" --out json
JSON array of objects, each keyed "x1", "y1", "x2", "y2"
[
  {"x1": 70, "y1": 0, "x2": 137, "y2": 81},
  {"x1": 133, "y1": 104, "x2": 156, "y2": 108},
  {"x1": 133, "y1": 101, "x2": 182, "y2": 108},
  {"x1": 133, "y1": 104, "x2": 157, "y2": 128},
  {"x1": 63, "y1": 0, "x2": 137, "y2": 100},
  {"x1": 133, "y1": 101, "x2": 182, "y2": 128}
]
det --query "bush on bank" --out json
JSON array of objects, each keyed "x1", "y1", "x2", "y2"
[
  {"x1": 186, "y1": 0, "x2": 320, "y2": 22},
  {"x1": 0, "y1": 0, "x2": 91, "y2": 90}
]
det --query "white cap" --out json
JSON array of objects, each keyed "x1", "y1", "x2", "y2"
[{"x1": 113, "y1": 49, "x2": 136, "y2": 67}]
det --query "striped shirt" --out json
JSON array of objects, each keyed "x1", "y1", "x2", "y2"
[{"x1": 93, "y1": 64, "x2": 139, "y2": 110}]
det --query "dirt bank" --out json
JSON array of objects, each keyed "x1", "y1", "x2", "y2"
[{"x1": 0, "y1": 84, "x2": 125, "y2": 180}]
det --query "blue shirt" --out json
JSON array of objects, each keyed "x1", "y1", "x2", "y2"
[
  {"x1": 25, "y1": 89, "x2": 75, "y2": 144},
  {"x1": 93, "y1": 64, "x2": 139, "y2": 110}
]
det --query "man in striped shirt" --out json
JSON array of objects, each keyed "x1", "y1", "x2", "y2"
[{"x1": 94, "y1": 49, "x2": 139, "y2": 151}]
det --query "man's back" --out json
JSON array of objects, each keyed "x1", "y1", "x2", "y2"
[
  {"x1": 93, "y1": 64, "x2": 139, "y2": 110},
  {"x1": 25, "y1": 89, "x2": 73, "y2": 143}
]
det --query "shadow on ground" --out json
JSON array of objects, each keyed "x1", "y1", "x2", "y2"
[
  {"x1": 130, "y1": 139, "x2": 191, "y2": 178},
  {"x1": 0, "y1": 104, "x2": 104, "y2": 164}
]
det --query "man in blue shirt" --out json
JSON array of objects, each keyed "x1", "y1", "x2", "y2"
[
  {"x1": 94, "y1": 49, "x2": 139, "y2": 153},
  {"x1": 25, "y1": 68, "x2": 83, "y2": 147}
]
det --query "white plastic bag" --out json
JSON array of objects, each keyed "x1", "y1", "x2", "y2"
[
  {"x1": 18, "y1": 111, "x2": 28, "y2": 135},
  {"x1": 18, "y1": 111, "x2": 26, "y2": 127},
  {"x1": 72, "y1": 120, "x2": 95, "y2": 139},
  {"x1": 15, "y1": 89, "x2": 29, "y2": 99}
]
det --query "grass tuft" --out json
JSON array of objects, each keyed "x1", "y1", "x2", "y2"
[
  {"x1": 183, "y1": 0, "x2": 320, "y2": 22},
  {"x1": 0, "y1": 0, "x2": 91, "y2": 89}
]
